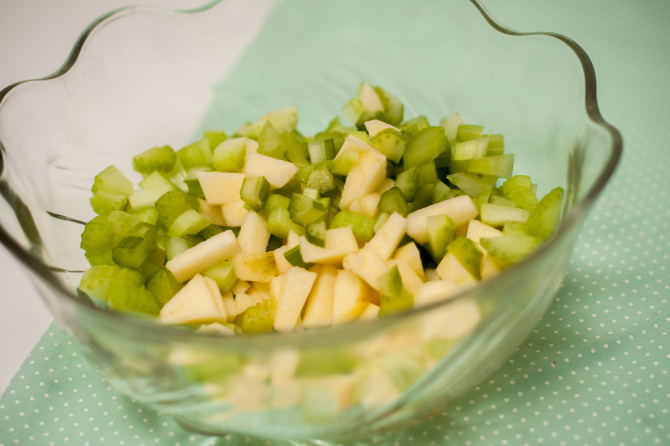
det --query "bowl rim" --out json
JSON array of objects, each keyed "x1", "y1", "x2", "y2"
[{"x1": 0, "y1": 0, "x2": 623, "y2": 347}]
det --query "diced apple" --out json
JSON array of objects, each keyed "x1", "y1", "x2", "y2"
[
  {"x1": 244, "y1": 138, "x2": 259, "y2": 167},
  {"x1": 332, "y1": 269, "x2": 370, "y2": 324},
  {"x1": 343, "y1": 247, "x2": 390, "y2": 292},
  {"x1": 375, "y1": 177, "x2": 395, "y2": 194},
  {"x1": 387, "y1": 258, "x2": 424, "y2": 295},
  {"x1": 339, "y1": 150, "x2": 387, "y2": 210},
  {"x1": 393, "y1": 242, "x2": 426, "y2": 281},
  {"x1": 273, "y1": 245, "x2": 292, "y2": 274},
  {"x1": 237, "y1": 211, "x2": 271, "y2": 254},
  {"x1": 221, "y1": 200, "x2": 249, "y2": 227},
  {"x1": 358, "y1": 302, "x2": 380, "y2": 320},
  {"x1": 287, "y1": 230, "x2": 301, "y2": 249},
  {"x1": 300, "y1": 375, "x2": 355, "y2": 420},
  {"x1": 359, "y1": 193, "x2": 381, "y2": 219},
  {"x1": 419, "y1": 297, "x2": 481, "y2": 340},
  {"x1": 231, "y1": 279, "x2": 250, "y2": 295},
  {"x1": 203, "y1": 275, "x2": 228, "y2": 321},
  {"x1": 233, "y1": 252, "x2": 278, "y2": 283},
  {"x1": 406, "y1": 195, "x2": 478, "y2": 245},
  {"x1": 159, "y1": 274, "x2": 225, "y2": 325},
  {"x1": 480, "y1": 256, "x2": 503, "y2": 280},
  {"x1": 245, "y1": 153, "x2": 298, "y2": 189},
  {"x1": 359, "y1": 82, "x2": 384, "y2": 112},
  {"x1": 467, "y1": 219, "x2": 503, "y2": 246},
  {"x1": 234, "y1": 291, "x2": 258, "y2": 315},
  {"x1": 197, "y1": 171, "x2": 245, "y2": 205},
  {"x1": 196, "y1": 322, "x2": 235, "y2": 336},
  {"x1": 414, "y1": 279, "x2": 461, "y2": 307},
  {"x1": 221, "y1": 292, "x2": 237, "y2": 322},
  {"x1": 435, "y1": 252, "x2": 478, "y2": 286},
  {"x1": 270, "y1": 274, "x2": 285, "y2": 307},
  {"x1": 166, "y1": 230, "x2": 241, "y2": 282},
  {"x1": 366, "y1": 211, "x2": 407, "y2": 261},
  {"x1": 364, "y1": 119, "x2": 399, "y2": 137},
  {"x1": 299, "y1": 227, "x2": 359, "y2": 265},
  {"x1": 198, "y1": 199, "x2": 225, "y2": 226},
  {"x1": 302, "y1": 265, "x2": 337, "y2": 328},
  {"x1": 274, "y1": 267, "x2": 318, "y2": 333}
]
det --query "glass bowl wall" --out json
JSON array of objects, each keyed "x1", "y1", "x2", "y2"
[{"x1": 0, "y1": 0, "x2": 621, "y2": 441}]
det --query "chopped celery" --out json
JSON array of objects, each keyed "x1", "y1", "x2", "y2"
[
  {"x1": 288, "y1": 193, "x2": 328, "y2": 226},
  {"x1": 155, "y1": 190, "x2": 194, "y2": 230},
  {"x1": 395, "y1": 166, "x2": 419, "y2": 201},
  {"x1": 237, "y1": 299, "x2": 275, "y2": 334},
  {"x1": 308, "y1": 138, "x2": 335, "y2": 164},
  {"x1": 374, "y1": 86, "x2": 404, "y2": 126},
  {"x1": 453, "y1": 137, "x2": 489, "y2": 161},
  {"x1": 90, "y1": 190, "x2": 128, "y2": 216},
  {"x1": 305, "y1": 164, "x2": 336, "y2": 194},
  {"x1": 258, "y1": 121, "x2": 285, "y2": 160},
  {"x1": 167, "y1": 209, "x2": 210, "y2": 238},
  {"x1": 80, "y1": 216, "x2": 115, "y2": 254},
  {"x1": 240, "y1": 176, "x2": 270, "y2": 212},
  {"x1": 379, "y1": 289, "x2": 414, "y2": 317},
  {"x1": 260, "y1": 193, "x2": 291, "y2": 219},
  {"x1": 402, "y1": 127, "x2": 448, "y2": 168},
  {"x1": 400, "y1": 115, "x2": 430, "y2": 136},
  {"x1": 525, "y1": 187, "x2": 564, "y2": 240},
  {"x1": 211, "y1": 137, "x2": 246, "y2": 172},
  {"x1": 330, "y1": 210, "x2": 375, "y2": 244},
  {"x1": 284, "y1": 245, "x2": 313, "y2": 268},
  {"x1": 431, "y1": 180, "x2": 452, "y2": 204},
  {"x1": 202, "y1": 260, "x2": 236, "y2": 294},
  {"x1": 305, "y1": 216, "x2": 327, "y2": 247},
  {"x1": 132, "y1": 145, "x2": 177, "y2": 175},
  {"x1": 92, "y1": 165, "x2": 133, "y2": 196},
  {"x1": 447, "y1": 172, "x2": 498, "y2": 198},
  {"x1": 456, "y1": 124, "x2": 484, "y2": 141},
  {"x1": 416, "y1": 161, "x2": 438, "y2": 184},
  {"x1": 487, "y1": 134, "x2": 505, "y2": 156},
  {"x1": 204, "y1": 130, "x2": 227, "y2": 150},
  {"x1": 426, "y1": 213, "x2": 455, "y2": 261},
  {"x1": 177, "y1": 138, "x2": 211, "y2": 170},
  {"x1": 107, "y1": 284, "x2": 160, "y2": 316},
  {"x1": 369, "y1": 128, "x2": 408, "y2": 164},
  {"x1": 377, "y1": 265, "x2": 403, "y2": 297},
  {"x1": 146, "y1": 268, "x2": 183, "y2": 307},
  {"x1": 379, "y1": 187, "x2": 409, "y2": 217},
  {"x1": 267, "y1": 207, "x2": 304, "y2": 239},
  {"x1": 282, "y1": 131, "x2": 310, "y2": 167},
  {"x1": 481, "y1": 234, "x2": 541, "y2": 265}
]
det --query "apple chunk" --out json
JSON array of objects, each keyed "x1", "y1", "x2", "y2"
[{"x1": 159, "y1": 274, "x2": 226, "y2": 325}]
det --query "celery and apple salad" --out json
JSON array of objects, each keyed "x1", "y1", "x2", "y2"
[{"x1": 79, "y1": 83, "x2": 563, "y2": 335}]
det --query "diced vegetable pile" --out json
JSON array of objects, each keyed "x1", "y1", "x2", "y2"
[{"x1": 79, "y1": 83, "x2": 563, "y2": 334}]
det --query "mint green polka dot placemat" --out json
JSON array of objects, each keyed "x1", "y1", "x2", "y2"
[{"x1": 2, "y1": 0, "x2": 669, "y2": 445}]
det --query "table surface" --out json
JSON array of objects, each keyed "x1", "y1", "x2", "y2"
[{"x1": 1, "y1": 0, "x2": 669, "y2": 445}]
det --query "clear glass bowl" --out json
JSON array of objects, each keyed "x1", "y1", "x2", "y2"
[{"x1": 0, "y1": 0, "x2": 621, "y2": 442}]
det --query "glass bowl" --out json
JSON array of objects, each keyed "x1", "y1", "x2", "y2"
[{"x1": 0, "y1": 0, "x2": 621, "y2": 442}]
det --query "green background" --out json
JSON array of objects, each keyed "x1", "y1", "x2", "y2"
[{"x1": 2, "y1": 0, "x2": 669, "y2": 445}]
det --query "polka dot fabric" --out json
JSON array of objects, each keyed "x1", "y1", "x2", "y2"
[{"x1": 2, "y1": 0, "x2": 669, "y2": 445}]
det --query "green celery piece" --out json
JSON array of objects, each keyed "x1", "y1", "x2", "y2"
[
  {"x1": 282, "y1": 131, "x2": 310, "y2": 167},
  {"x1": 258, "y1": 121, "x2": 285, "y2": 160},
  {"x1": 155, "y1": 190, "x2": 194, "y2": 231},
  {"x1": 259, "y1": 193, "x2": 291, "y2": 219},
  {"x1": 237, "y1": 299, "x2": 276, "y2": 334},
  {"x1": 165, "y1": 236, "x2": 190, "y2": 260},
  {"x1": 431, "y1": 180, "x2": 452, "y2": 204},
  {"x1": 308, "y1": 138, "x2": 335, "y2": 164},
  {"x1": 356, "y1": 110, "x2": 385, "y2": 131},
  {"x1": 330, "y1": 210, "x2": 375, "y2": 244},
  {"x1": 168, "y1": 209, "x2": 211, "y2": 238},
  {"x1": 129, "y1": 206, "x2": 159, "y2": 225},
  {"x1": 107, "y1": 284, "x2": 160, "y2": 316},
  {"x1": 447, "y1": 172, "x2": 498, "y2": 198},
  {"x1": 446, "y1": 237, "x2": 483, "y2": 279},
  {"x1": 408, "y1": 183, "x2": 436, "y2": 213},
  {"x1": 212, "y1": 138, "x2": 246, "y2": 172},
  {"x1": 112, "y1": 223, "x2": 157, "y2": 270},
  {"x1": 452, "y1": 154, "x2": 515, "y2": 178},
  {"x1": 92, "y1": 165, "x2": 133, "y2": 196},
  {"x1": 456, "y1": 124, "x2": 484, "y2": 141},
  {"x1": 80, "y1": 216, "x2": 115, "y2": 254},
  {"x1": 267, "y1": 235, "x2": 284, "y2": 252},
  {"x1": 501, "y1": 175, "x2": 537, "y2": 210},
  {"x1": 373, "y1": 212, "x2": 390, "y2": 232},
  {"x1": 305, "y1": 216, "x2": 327, "y2": 248},
  {"x1": 426, "y1": 214, "x2": 455, "y2": 261},
  {"x1": 288, "y1": 193, "x2": 328, "y2": 226},
  {"x1": 525, "y1": 187, "x2": 564, "y2": 240},
  {"x1": 295, "y1": 349, "x2": 358, "y2": 377},
  {"x1": 139, "y1": 170, "x2": 179, "y2": 192},
  {"x1": 85, "y1": 250, "x2": 116, "y2": 267},
  {"x1": 254, "y1": 106, "x2": 298, "y2": 135},
  {"x1": 90, "y1": 190, "x2": 128, "y2": 216},
  {"x1": 306, "y1": 164, "x2": 336, "y2": 194},
  {"x1": 234, "y1": 121, "x2": 255, "y2": 138},
  {"x1": 240, "y1": 175, "x2": 270, "y2": 212},
  {"x1": 489, "y1": 195, "x2": 515, "y2": 207},
  {"x1": 481, "y1": 203, "x2": 530, "y2": 227},
  {"x1": 313, "y1": 131, "x2": 345, "y2": 153},
  {"x1": 379, "y1": 187, "x2": 409, "y2": 217},
  {"x1": 203, "y1": 260, "x2": 237, "y2": 294},
  {"x1": 177, "y1": 138, "x2": 211, "y2": 170},
  {"x1": 379, "y1": 289, "x2": 414, "y2": 317},
  {"x1": 487, "y1": 134, "x2": 505, "y2": 156},
  {"x1": 132, "y1": 145, "x2": 177, "y2": 175},
  {"x1": 369, "y1": 128, "x2": 409, "y2": 164},
  {"x1": 79, "y1": 265, "x2": 143, "y2": 302},
  {"x1": 416, "y1": 161, "x2": 438, "y2": 184},
  {"x1": 204, "y1": 130, "x2": 228, "y2": 150},
  {"x1": 374, "y1": 86, "x2": 404, "y2": 126},
  {"x1": 433, "y1": 144, "x2": 452, "y2": 168},
  {"x1": 284, "y1": 245, "x2": 313, "y2": 268},
  {"x1": 377, "y1": 265, "x2": 403, "y2": 297},
  {"x1": 107, "y1": 210, "x2": 139, "y2": 244},
  {"x1": 399, "y1": 116, "x2": 430, "y2": 137},
  {"x1": 501, "y1": 175, "x2": 532, "y2": 194},
  {"x1": 267, "y1": 207, "x2": 304, "y2": 239},
  {"x1": 402, "y1": 127, "x2": 448, "y2": 168},
  {"x1": 146, "y1": 268, "x2": 183, "y2": 308},
  {"x1": 481, "y1": 234, "x2": 541, "y2": 265},
  {"x1": 453, "y1": 137, "x2": 489, "y2": 161},
  {"x1": 395, "y1": 166, "x2": 419, "y2": 201},
  {"x1": 503, "y1": 221, "x2": 529, "y2": 236},
  {"x1": 302, "y1": 188, "x2": 320, "y2": 201}
]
